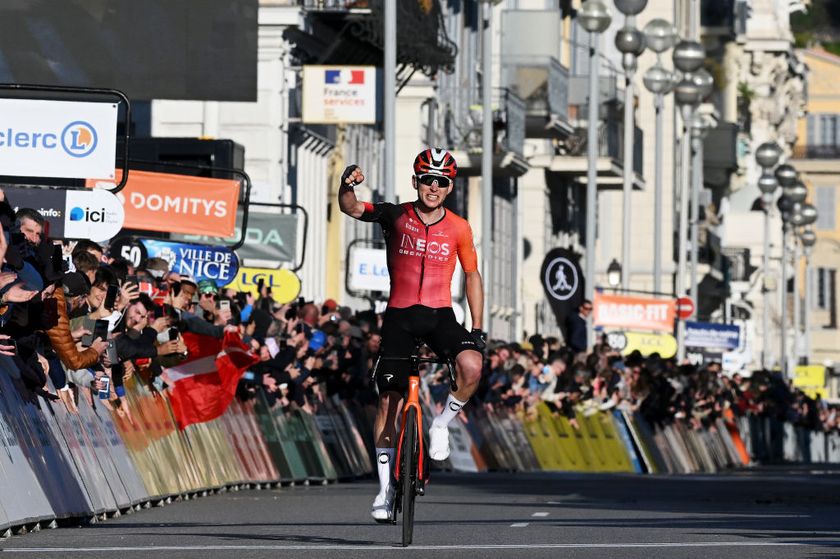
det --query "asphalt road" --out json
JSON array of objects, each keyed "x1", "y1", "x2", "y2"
[{"x1": 2, "y1": 468, "x2": 840, "y2": 558}]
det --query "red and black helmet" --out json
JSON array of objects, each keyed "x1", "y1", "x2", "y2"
[{"x1": 413, "y1": 148, "x2": 457, "y2": 179}]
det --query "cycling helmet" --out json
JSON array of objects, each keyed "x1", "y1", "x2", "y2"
[{"x1": 413, "y1": 148, "x2": 457, "y2": 179}]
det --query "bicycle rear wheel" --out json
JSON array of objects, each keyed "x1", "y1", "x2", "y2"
[{"x1": 401, "y1": 406, "x2": 418, "y2": 547}]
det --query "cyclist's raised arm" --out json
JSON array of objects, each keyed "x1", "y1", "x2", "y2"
[{"x1": 338, "y1": 165, "x2": 369, "y2": 219}]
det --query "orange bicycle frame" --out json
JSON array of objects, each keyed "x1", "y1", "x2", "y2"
[{"x1": 394, "y1": 375, "x2": 425, "y2": 482}]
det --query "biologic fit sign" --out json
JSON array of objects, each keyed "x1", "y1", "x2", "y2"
[
  {"x1": 140, "y1": 239, "x2": 239, "y2": 286},
  {"x1": 0, "y1": 98, "x2": 117, "y2": 180}
]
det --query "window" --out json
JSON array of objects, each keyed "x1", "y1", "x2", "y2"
[
  {"x1": 815, "y1": 267, "x2": 837, "y2": 329},
  {"x1": 807, "y1": 113, "x2": 840, "y2": 146},
  {"x1": 816, "y1": 186, "x2": 836, "y2": 230}
]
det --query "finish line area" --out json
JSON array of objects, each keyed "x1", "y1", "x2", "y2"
[{"x1": 2, "y1": 471, "x2": 839, "y2": 559}]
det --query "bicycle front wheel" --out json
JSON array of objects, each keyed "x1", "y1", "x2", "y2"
[{"x1": 401, "y1": 406, "x2": 418, "y2": 547}]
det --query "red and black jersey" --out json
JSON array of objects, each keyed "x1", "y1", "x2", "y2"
[{"x1": 360, "y1": 201, "x2": 477, "y2": 309}]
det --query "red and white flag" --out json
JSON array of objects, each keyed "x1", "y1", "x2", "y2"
[{"x1": 166, "y1": 329, "x2": 258, "y2": 430}]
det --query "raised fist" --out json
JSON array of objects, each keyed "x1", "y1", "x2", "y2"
[{"x1": 341, "y1": 165, "x2": 364, "y2": 188}]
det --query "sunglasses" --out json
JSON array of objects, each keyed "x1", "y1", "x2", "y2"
[
  {"x1": 200, "y1": 292, "x2": 219, "y2": 300},
  {"x1": 417, "y1": 174, "x2": 451, "y2": 188}
]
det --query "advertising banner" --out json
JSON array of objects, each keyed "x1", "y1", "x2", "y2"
[
  {"x1": 0, "y1": 99, "x2": 117, "y2": 179},
  {"x1": 140, "y1": 239, "x2": 239, "y2": 287},
  {"x1": 88, "y1": 170, "x2": 240, "y2": 237},
  {"x1": 539, "y1": 248, "x2": 585, "y2": 329},
  {"x1": 793, "y1": 365, "x2": 827, "y2": 399},
  {"x1": 180, "y1": 212, "x2": 298, "y2": 266},
  {"x1": 605, "y1": 331, "x2": 678, "y2": 359},
  {"x1": 64, "y1": 189, "x2": 124, "y2": 242},
  {"x1": 5, "y1": 187, "x2": 124, "y2": 242},
  {"x1": 593, "y1": 292, "x2": 675, "y2": 332},
  {"x1": 684, "y1": 321, "x2": 741, "y2": 351},
  {"x1": 349, "y1": 247, "x2": 390, "y2": 292},
  {"x1": 6, "y1": 186, "x2": 67, "y2": 237},
  {"x1": 302, "y1": 65, "x2": 377, "y2": 124},
  {"x1": 224, "y1": 267, "x2": 301, "y2": 304}
]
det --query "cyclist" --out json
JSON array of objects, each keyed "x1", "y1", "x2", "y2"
[{"x1": 338, "y1": 148, "x2": 486, "y2": 521}]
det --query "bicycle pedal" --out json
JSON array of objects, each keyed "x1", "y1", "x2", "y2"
[{"x1": 416, "y1": 486, "x2": 425, "y2": 497}]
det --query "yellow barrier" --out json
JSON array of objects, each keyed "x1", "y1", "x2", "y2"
[{"x1": 520, "y1": 403, "x2": 634, "y2": 473}]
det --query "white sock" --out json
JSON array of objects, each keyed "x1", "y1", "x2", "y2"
[
  {"x1": 376, "y1": 447, "x2": 394, "y2": 496},
  {"x1": 433, "y1": 394, "x2": 467, "y2": 428}
]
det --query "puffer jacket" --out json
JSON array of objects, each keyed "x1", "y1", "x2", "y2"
[{"x1": 45, "y1": 288, "x2": 99, "y2": 370}]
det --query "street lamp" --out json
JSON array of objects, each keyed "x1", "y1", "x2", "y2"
[
  {"x1": 800, "y1": 225, "x2": 818, "y2": 364},
  {"x1": 672, "y1": 39, "x2": 705, "y2": 362},
  {"x1": 615, "y1": 0, "x2": 647, "y2": 292},
  {"x1": 791, "y1": 200, "x2": 817, "y2": 369},
  {"x1": 607, "y1": 258, "x2": 623, "y2": 288},
  {"x1": 643, "y1": 18, "x2": 677, "y2": 295},
  {"x1": 755, "y1": 141, "x2": 781, "y2": 369},
  {"x1": 688, "y1": 99, "x2": 712, "y2": 320},
  {"x1": 579, "y1": 0, "x2": 612, "y2": 349},
  {"x1": 777, "y1": 190, "x2": 796, "y2": 377}
]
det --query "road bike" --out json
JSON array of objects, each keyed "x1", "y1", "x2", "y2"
[{"x1": 372, "y1": 341, "x2": 456, "y2": 547}]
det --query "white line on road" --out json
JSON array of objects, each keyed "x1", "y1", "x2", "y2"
[
  {"x1": 532, "y1": 512, "x2": 549, "y2": 517},
  {"x1": 2, "y1": 541, "x2": 838, "y2": 553},
  {"x1": 509, "y1": 522, "x2": 529, "y2": 527}
]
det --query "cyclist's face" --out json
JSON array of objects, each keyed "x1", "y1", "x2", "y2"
[{"x1": 414, "y1": 176, "x2": 451, "y2": 210}]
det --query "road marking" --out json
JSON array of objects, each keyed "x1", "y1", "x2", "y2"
[
  {"x1": 509, "y1": 522, "x2": 529, "y2": 527},
  {"x1": 532, "y1": 512, "x2": 549, "y2": 517},
  {"x1": 2, "y1": 542, "x2": 838, "y2": 553}
]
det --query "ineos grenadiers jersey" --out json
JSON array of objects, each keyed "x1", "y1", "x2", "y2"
[{"x1": 360, "y1": 201, "x2": 478, "y2": 309}]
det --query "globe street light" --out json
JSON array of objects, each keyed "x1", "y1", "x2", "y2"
[
  {"x1": 579, "y1": 0, "x2": 612, "y2": 348},
  {"x1": 615, "y1": 0, "x2": 647, "y2": 292},
  {"x1": 672, "y1": 39, "x2": 704, "y2": 362},
  {"x1": 756, "y1": 141, "x2": 781, "y2": 369},
  {"x1": 643, "y1": 18, "x2": 677, "y2": 295}
]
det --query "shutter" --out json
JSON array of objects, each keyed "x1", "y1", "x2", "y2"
[
  {"x1": 807, "y1": 114, "x2": 816, "y2": 147},
  {"x1": 816, "y1": 186, "x2": 836, "y2": 230}
]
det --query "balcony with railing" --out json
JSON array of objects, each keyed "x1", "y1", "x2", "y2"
[
  {"x1": 500, "y1": 9, "x2": 572, "y2": 139},
  {"x1": 285, "y1": 0, "x2": 457, "y2": 76},
  {"x1": 534, "y1": 76, "x2": 644, "y2": 190},
  {"x1": 792, "y1": 145, "x2": 840, "y2": 159},
  {"x1": 434, "y1": 87, "x2": 529, "y2": 176}
]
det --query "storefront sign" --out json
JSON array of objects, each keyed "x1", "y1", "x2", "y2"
[
  {"x1": 302, "y1": 65, "x2": 377, "y2": 124},
  {"x1": 88, "y1": 170, "x2": 240, "y2": 237},
  {"x1": 140, "y1": 239, "x2": 239, "y2": 286},
  {"x1": 606, "y1": 330, "x2": 677, "y2": 359},
  {"x1": 593, "y1": 292, "x2": 675, "y2": 332},
  {"x1": 0, "y1": 98, "x2": 117, "y2": 179},
  {"x1": 685, "y1": 321, "x2": 741, "y2": 351},
  {"x1": 224, "y1": 267, "x2": 301, "y2": 304},
  {"x1": 540, "y1": 248, "x2": 585, "y2": 330}
]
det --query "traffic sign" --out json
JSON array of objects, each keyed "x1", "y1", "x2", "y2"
[{"x1": 676, "y1": 297, "x2": 695, "y2": 320}]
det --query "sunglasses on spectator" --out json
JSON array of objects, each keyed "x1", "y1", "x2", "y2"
[
  {"x1": 200, "y1": 292, "x2": 219, "y2": 300},
  {"x1": 416, "y1": 174, "x2": 451, "y2": 188}
]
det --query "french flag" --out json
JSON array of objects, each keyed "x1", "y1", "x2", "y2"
[{"x1": 325, "y1": 69, "x2": 365, "y2": 85}]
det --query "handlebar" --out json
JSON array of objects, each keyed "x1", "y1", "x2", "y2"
[{"x1": 370, "y1": 354, "x2": 459, "y2": 392}]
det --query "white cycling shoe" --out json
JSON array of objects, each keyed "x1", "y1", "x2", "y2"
[
  {"x1": 371, "y1": 485, "x2": 394, "y2": 522},
  {"x1": 429, "y1": 423, "x2": 450, "y2": 461}
]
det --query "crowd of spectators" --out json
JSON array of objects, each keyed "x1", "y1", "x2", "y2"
[
  {"x1": 0, "y1": 186, "x2": 835, "y2": 440},
  {"x1": 472, "y1": 329, "x2": 837, "y2": 433}
]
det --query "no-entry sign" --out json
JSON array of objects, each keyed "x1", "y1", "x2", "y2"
[{"x1": 676, "y1": 297, "x2": 695, "y2": 320}]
